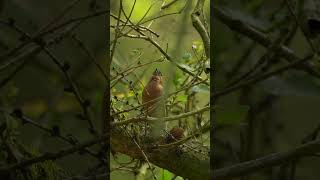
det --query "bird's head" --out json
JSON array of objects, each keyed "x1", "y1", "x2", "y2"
[{"x1": 150, "y1": 69, "x2": 163, "y2": 84}]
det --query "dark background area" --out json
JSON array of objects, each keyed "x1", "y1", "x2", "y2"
[
  {"x1": 213, "y1": 0, "x2": 320, "y2": 179},
  {"x1": 0, "y1": 0, "x2": 107, "y2": 179}
]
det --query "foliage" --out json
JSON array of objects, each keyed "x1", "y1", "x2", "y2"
[{"x1": 110, "y1": 0, "x2": 210, "y2": 179}]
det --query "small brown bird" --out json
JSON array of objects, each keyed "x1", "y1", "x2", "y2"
[
  {"x1": 166, "y1": 127, "x2": 185, "y2": 143},
  {"x1": 142, "y1": 69, "x2": 165, "y2": 139},
  {"x1": 142, "y1": 69, "x2": 164, "y2": 116}
]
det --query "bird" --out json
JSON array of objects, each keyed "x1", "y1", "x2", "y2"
[
  {"x1": 166, "y1": 127, "x2": 185, "y2": 143},
  {"x1": 142, "y1": 68, "x2": 164, "y2": 116},
  {"x1": 142, "y1": 69, "x2": 165, "y2": 139}
]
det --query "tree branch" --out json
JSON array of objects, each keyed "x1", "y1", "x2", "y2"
[
  {"x1": 191, "y1": 0, "x2": 210, "y2": 58},
  {"x1": 213, "y1": 54, "x2": 314, "y2": 98},
  {"x1": 111, "y1": 128, "x2": 210, "y2": 180},
  {"x1": 0, "y1": 135, "x2": 107, "y2": 174},
  {"x1": 213, "y1": 5, "x2": 320, "y2": 78},
  {"x1": 112, "y1": 105, "x2": 210, "y2": 126},
  {"x1": 214, "y1": 139, "x2": 320, "y2": 179}
]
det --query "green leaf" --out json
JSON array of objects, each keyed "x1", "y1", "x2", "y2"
[
  {"x1": 176, "y1": 94, "x2": 188, "y2": 102},
  {"x1": 173, "y1": 70, "x2": 183, "y2": 87},
  {"x1": 182, "y1": 52, "x2": 192, "y2": 61},
  {"x1": 159, "y1": 169, "x2": 172, "y2": 180},
  {"x1": 216, "y1": 105, "x2": 250, "y2": 125},
  {"x1": 192, "y1": 84, "x2": 209, "y2": 93},
  {"x1": 122, "y1": 0, "x2": 157, "y2": 22}
]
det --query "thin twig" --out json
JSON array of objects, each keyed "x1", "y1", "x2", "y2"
[
  {"x1": 112, "y1": 106, "x2": 210, "y2": 126},
  {"x1": 0, "y1": 135, "x2": 107, "y2": 174},
  {"x1": 285, "y1": 0, "x2": 316, "y2": 53},
  {"x1": 213, "y1": 54, "x2": 314, "y2": 98},
  {"x1": 214, "y1": 139, "x2": 320, "y2": 179}
]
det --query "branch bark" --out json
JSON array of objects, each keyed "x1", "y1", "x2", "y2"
[
  {"x1": 191, "y1": 0, "x2": 210, "y2": 58},
  {"x1": 111, "y1": 128, "x2": 210, "y2": 180},
  {"x1": 214, "y1": 139, "x2": 320, "y2": 179}
]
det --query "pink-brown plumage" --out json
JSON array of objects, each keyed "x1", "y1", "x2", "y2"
[{"x1": 142, "y1": 69, "x2": 163, "y2": 116}]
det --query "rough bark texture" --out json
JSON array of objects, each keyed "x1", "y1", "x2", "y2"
[{"x1": 111, "y1": 128, "x2": 210, "y2": 180}]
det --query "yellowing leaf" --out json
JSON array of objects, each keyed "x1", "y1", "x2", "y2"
[
  {"x1": 122, "y1": 0, "x2": 157, "y2": 22},
  {"x1": 23, "y1": 100, "x2": 48, "y2": 117}
]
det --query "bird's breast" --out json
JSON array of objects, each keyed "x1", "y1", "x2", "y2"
[{"x1": 143, "y1": 83, "x2": 163, "y2": 98}]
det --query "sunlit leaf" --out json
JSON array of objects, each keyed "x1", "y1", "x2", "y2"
[
  {"x1": 122, "y1": 0, "x2": 157, "y2": 22},
  {"x1": 126, "y1": 92, "x2": 135, "y2": 98},
  {"x1": 159, "y1": 169, "x2": 172, "y2": 180},
  {"x1": 176, "y1": 94, "x2": 188, "y2": 102}
]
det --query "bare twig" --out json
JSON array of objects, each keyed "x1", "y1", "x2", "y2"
[
  {"x1": 285, "y1": 0, "x2": 316, "y2": 53},
  {"x1": 72, "y1": 35, "x2": 108, "y2": 80},
  {"x1": 0, "y1": 135, "x2": 107, "y2": 174},
  {"x1": 112, "y1": 78, "x2": 208, "y2": 116},
  {"x1": 213, "y1": 54, "x2": 314, "y2": 98},
  {"x1": 213, "y1": 5, "x2": 320, "y2": 78},
  {"x1": 112, "y1": 106, "x2": 210, "y2": 126},
  {"x1": 161, "y1": 0, "x2": 180, "y2": 9},
  {"x1": 43, "y1": 49, "x2": 98, "y2": 135},
  {"x1": 191, "y1": 0, "x2": 210, "y2": 57}
]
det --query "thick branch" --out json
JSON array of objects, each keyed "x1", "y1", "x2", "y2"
[
  {"x1": 111, "y1": 128, "x2": 210, "y2": 180},
  {"x1": 191, "y1": 0, "x2": 210, "y2": 57},
  {"x1": 214, "y1": 139, "x2": 320, "y2": 179}
]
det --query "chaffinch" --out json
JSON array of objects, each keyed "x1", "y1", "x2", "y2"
[{"x1": 142, "y1": 69, "x2": 164, "y2": 116}]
